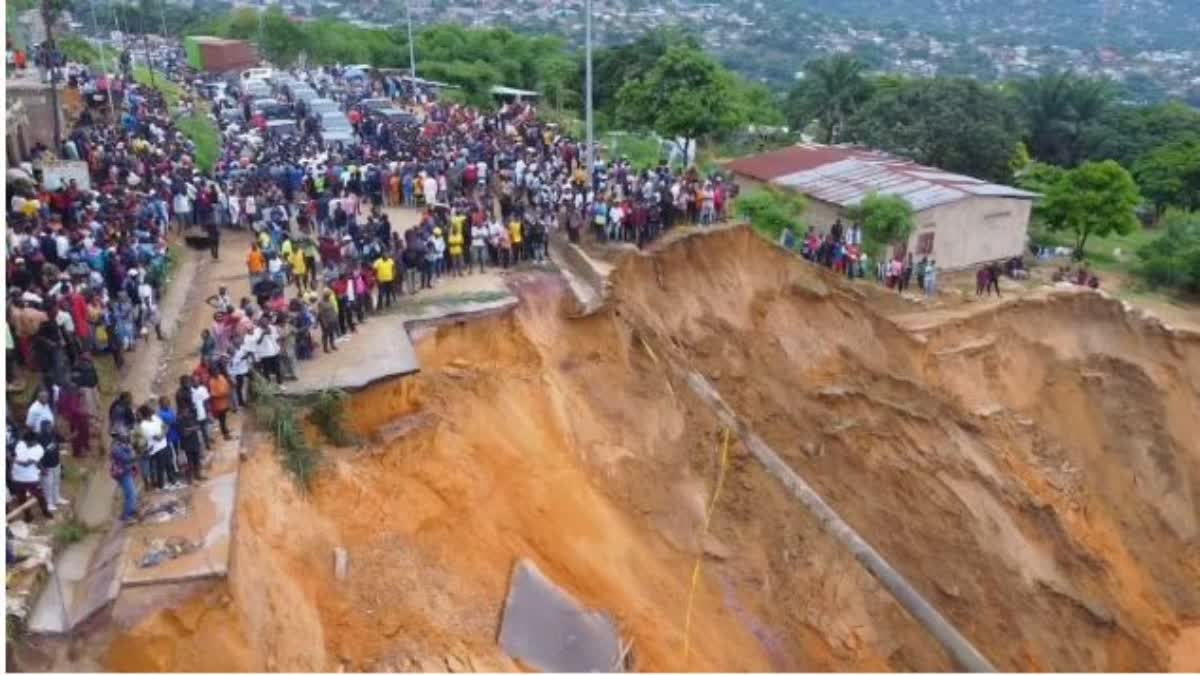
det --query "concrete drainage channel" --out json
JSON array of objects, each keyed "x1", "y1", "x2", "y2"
[{"x1": 682, "y1": 370, "x2": 997, "y2": 673}]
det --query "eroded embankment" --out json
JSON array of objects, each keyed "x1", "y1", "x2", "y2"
[{"x1": 108, "y1": 227, "x2": 1200, "y2": 672}]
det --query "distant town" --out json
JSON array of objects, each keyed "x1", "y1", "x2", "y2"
[{"x1": 180, "y1": 0, "x2": 1200, "y2": 106}]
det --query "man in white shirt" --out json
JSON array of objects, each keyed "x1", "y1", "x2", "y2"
[
  {"x1": 251, "y1": 319, "x2": 283, "y2": 386},
  {"x1": 11, "y1": 429, "x2": 50, "y2": 520},
  {"x1": 227, "y1": 336, "x2": 255, "y2": 409},
  {"x1": 25, "y1": 389, "x2": 54, "y2": 432},
  {"x1": 138, "y1": 405, "x2": 180, "y2": 490}
]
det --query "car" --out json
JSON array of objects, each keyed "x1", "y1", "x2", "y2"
[
  {"x1": 370, "y1": 108, "x2": 417, "y2": 125},
  {"x1": 308, "y1": 98, "x2": 341, "y2": 115},
  {"x1": 241, "y1": 67, "x2": 273, "y2": 83},
  {"x1": 321, "y1": 129, "x2": 358, "y2": 148},
  {"x1": 243, "y1": 81, "x2": 272, "y2": 98},
  {"x1": 357, "y1": 97, "x2": 393, "y2": 112},
  {"x1": 218, "y1": 106, "x2": 245, "y2": 124},
  {"x1": 252, "y1": 99, "x2": 294, "y2": 120},
  {"x1": 266, "y1": 119, "x2": 298, "y2": 137},
  {"x1": 320, "y1": 112, "x2": 353, "y2": 131},
  {"x1": 292, "y1": 87, "x2": 320, "y2": 103}
]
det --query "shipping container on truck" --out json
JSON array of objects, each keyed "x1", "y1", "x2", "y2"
[{"x1": 184, "y1": 36, "x2": 259, "y2": 73}]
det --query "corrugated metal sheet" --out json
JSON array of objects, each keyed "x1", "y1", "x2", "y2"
[{"x1": 774, "y1": 157, "x2": 1037, "y2": 212}]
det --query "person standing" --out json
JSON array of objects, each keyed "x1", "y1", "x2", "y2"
[
  {"x1": 36, "y1": 419, "x2": 67, "y2": 513},
  {"x1": 470, "y1": 220, "x2": 488, "y2": 274},
  {"x1": 177, "y1": 406, "x2": 205, "y2": 483},
  {"x1": 71, "y1": 353, "x2": 102, "y2": 435},
  {"x1": 109, "y1": 429, "x2": 139, "y2": 523},
  {"x1": 207, "y1": 366, "x2": 233, "y2": 441},
  {"x1": 227, "y1": 336, "x2": 254, "y2": 409},
  {"x1": 251, "y1": 319, "x2": 283, "y2": 386},
  {"x1": 924, "y1": 260, "x2": 939, "y2": 298},
  {"x1": 11, "y1": 429, "x2": 50, "y2": 522},
  {"x1": 373, "y1": 252, "x2": 396, "y2": 309},
  {"x1": 317, "y1": 290, "x2": 339, "y2": 353},
  {"x1": 138, "y1": 405, "x2": 178, "y2": 491}
]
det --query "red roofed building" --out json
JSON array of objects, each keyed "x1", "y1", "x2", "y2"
[{"x1": 726, "y1": 144, "x2": 1038, "y2": 269}]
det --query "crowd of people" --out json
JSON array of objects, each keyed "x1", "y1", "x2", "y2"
[
  {"x1": 779, "y1": 220, "x2": 941, "y2": 298},
  {"x1": 5, "y1": 47, "x2": 747, "y2": 529},
  {"x1": 6, "y1": 56, "x2": 208, "y2": 524}
]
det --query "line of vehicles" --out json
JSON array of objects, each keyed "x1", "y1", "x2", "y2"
[{"x1": 203, "y1": 66, "x2": 418, "y2": 150}]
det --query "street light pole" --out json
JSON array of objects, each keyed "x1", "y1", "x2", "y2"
[
  {"x1": 584, "y1": 0, "x2": 594, "y2": 178},
  {"x1": 405, "y1": 0, "x2": 416, "y2": 81}
]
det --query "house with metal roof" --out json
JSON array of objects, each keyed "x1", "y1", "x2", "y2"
[{"x1": 727, "y1": 144, "x2": 1039, "y2": 269}]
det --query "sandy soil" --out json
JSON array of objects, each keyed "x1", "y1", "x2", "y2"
[{"x1": 104, "y1": 227, "x2": 1200, "y2": 672}]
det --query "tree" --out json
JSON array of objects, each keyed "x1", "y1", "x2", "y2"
[
  {"x1": 849, "y1": 193, "x2": 914, "y2": 258},
  {"x1": 785, "y1": 54, "x2": 869, "y2": 144},
  {"x1": 1015, "y1": 72, "x2": 1114, "y2": 167},
  {"x1": 1136, "y1": 209, "x2": 1200, "y2": 293},
  {"x1": 1040, "y1": 160, "x2": 1141, "y2": 257},
  {"x1": 845, "y1": 77, "x2": 1023, "y2": 182},
  {"x1": 258, "y1": 7, "x2": 305, "y2": 67},
  {"x1": 1133, "y1": 137, "x2": 1200, "y2": 218},
  {"x1": 1014, "y1": 160, "x2": 1066, "y2": 221},
  {"x1": 736, "y1": 186, "x2": 807, "y2": 239},
  {"x1": 615, "y1": 45, "x2": 743, "y2": 164},
  {"x1": 587, "y1": 28, "x2": 697, "y2": 122}
]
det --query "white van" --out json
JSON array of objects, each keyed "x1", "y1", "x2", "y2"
[{"x1": 241, "y1": 67, "x2": 274, "y2": 83}]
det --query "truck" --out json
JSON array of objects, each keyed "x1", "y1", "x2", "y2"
[{"x1": 184, "y1": 36, "x2": 259, "y2": 74}]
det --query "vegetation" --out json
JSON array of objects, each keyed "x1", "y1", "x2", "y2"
[
  {"x1": 615, "y1": 44, "x2": 746, "y2": 163},
  {"x1": 1038, "y1": 161, "x2": 1142, "y2": 258},
  {"x1": 849, "y1": 193, "x2": 915, "y2": 258},
  {"x1": 252, "y1": 373, "x2": 322, "y2": 491},
  {"x1": 51, "y1": 518, "x2": 88, "y2": 547},
  {"x1": 736, "y1": 186, "x2": 807, "y2": 240},
  {"x1": 309, "y1": 390, "x2": 356, "y2": 447},
  {"x1": 786, "y1": 54, "x2": 870, "y2": 143},
  {"x1": 846, "y1": 76, "x2": 1023, "y2": 182},
  {"x1": 1136, "y1": 210, "x2": 1200, "y2": 293},
  {"x1": 1133, "y1": 138, "x2": 1200, "y2": 218},
  {"x1": 177, "y1": 114, "x2": 220, "y2": 172}
]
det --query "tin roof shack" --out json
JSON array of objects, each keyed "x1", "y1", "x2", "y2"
[
  {"x1": 184, "y1": 36, "x2": 259, "y2": 74},
  {"x1": 727, "y1": 144, "x2": 1039, "y2": 269}
]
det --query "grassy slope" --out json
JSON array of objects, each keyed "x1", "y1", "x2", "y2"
[{"x1": 132, "y1": 66, "x2": 219, "y2": 172}]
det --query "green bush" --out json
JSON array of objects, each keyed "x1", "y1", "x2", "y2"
[
  {"x1": 736, "y1": 186, "x2": 807, "y2": 240},
  {"x1": 309, "y1": 390, "x2": 356, "y2": 447},
  {"x1": 252, "y1": 374, "x2": 322, "y2": 491},
  {"x1": 1136, "y1": 210, "x2": 1200, "y2": 293}
]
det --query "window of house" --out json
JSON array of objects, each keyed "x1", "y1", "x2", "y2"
[{"x1": 917, "y1": 232, "x2": 935, "y2": 255}]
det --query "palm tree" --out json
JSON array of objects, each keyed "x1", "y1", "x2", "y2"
[
  {"x1": 1016, "y1": 72, "x2": 1113, "y2": 166},
  {"x1": 788, "y1": 54, "x2": 868, "y2": 144}
]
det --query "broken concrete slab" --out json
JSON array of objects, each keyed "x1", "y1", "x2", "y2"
[{"x1": 497, "y1": 558, "x2": 623, "y2": 672}]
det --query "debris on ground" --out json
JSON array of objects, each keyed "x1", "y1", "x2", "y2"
[
  {"x1": 137, "y1": 536, "x2": 200, "y2": 568},
  {"x1": 137, "y1": 494, "x2": 192, "y2": 525}
]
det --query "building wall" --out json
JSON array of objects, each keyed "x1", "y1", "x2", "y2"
[
  {"x1": 906, "y1": 196, "x2": 1032, "y2": 269},
  {"x1": 6, "y1": 87, "x2": 65, "y2": 159}
]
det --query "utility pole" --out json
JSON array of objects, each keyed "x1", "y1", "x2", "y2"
[
  {"x1": 41, "y1": 0, "x2": 64, "y2": 156},
  {"x1": 139, "y1": 0, "x2": 155, "y2": 87},
  {"x1": 584, "y1": 0, "x2": 594, "y2": 179},
  {"x1": 405, "y1": 0, "x2": 416, "y2": 81},
  {"x1": 88, "y1": 0, "x2": 116, "y2": 115},
  {"x1": 157, "y1": 0, "x2": 168, "y2": 43}
]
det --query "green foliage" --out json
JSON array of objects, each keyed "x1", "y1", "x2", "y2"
[
  {"x1": 1015, "y1": 161, "x2": 1066, "y2": 221},
  {"x1": 309, "y1": 390, "x2": 356, "y2": 447},
  {"x1": 252, "y1": 374, "x2": 321, "y2": 492},
  {"x1": 736, "y1": 186, "x2": 807, "y2": 240},
  {"x1": 58, "y1": 35, "x2": 101, "y2": 65},
  {"x1": 786, "y1": 54, "x2": 870, "y2": 144},
  {"x1": 1084, "y1": 102, "x2": 1200, "y2": 169},
  {"x1": 51, "y1": 519, "x2": 87, "y2": 548},
  {"x1": 257, "y1": 7, "x2": 305, "y2": 67},
  {"x1": 1014, "y1": 72, "x2": 1114, "y2": 167},
  {"x1": 615, "y1": 44, "x2": 744, "y2": 163},
  {"x1": 1136, "y1": 210, "x2": 1200, "y2": 293},
  {"x1": 603, "y1": 132, "x2": 663, "y2": 171},
  {"x1": 849, "y1": 193, "x2": 914, "y2": 257},
  {"x1": 588, "y1": 28, "x2": 698, "y2": 122},
  {"x1": 845, "y1": 76, "x2": 1023, "y2": 182},
  {"x1": 177, "y1": 114, "x2": 220, "y2": 173},
  {"x1": 1040, "y1": 160, "x2": 1142, "y2": 256},
  {"x1": 1133, "y1": 137, "x2": 1200, "y2": 217}
]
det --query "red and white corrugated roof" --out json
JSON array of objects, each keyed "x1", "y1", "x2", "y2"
[{"x1": 728, "y1": 144, "x2": 1037, "y2": 212}]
